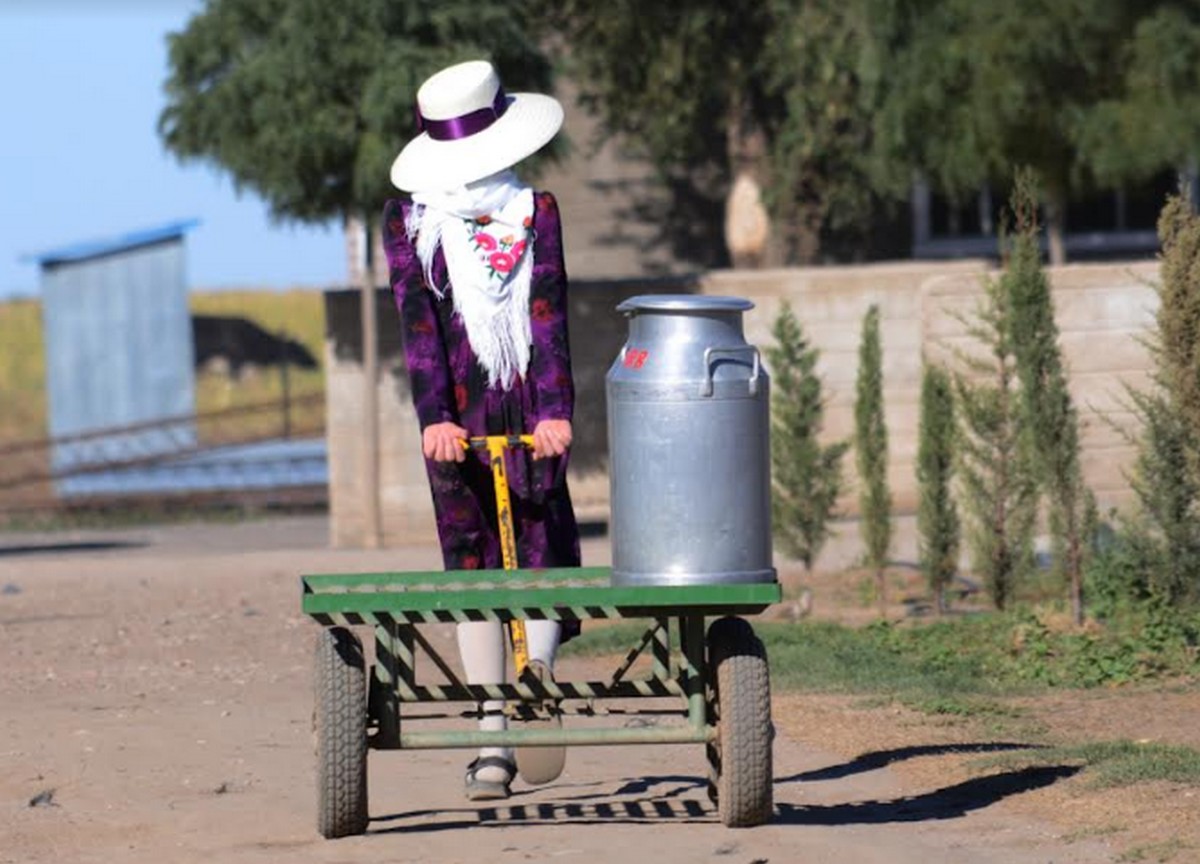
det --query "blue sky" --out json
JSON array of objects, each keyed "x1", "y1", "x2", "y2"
[{"x1": 0, "y1": 2, "x2": 346, "y2": 298}]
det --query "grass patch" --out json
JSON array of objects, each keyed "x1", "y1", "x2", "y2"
[
  {"x1": 973, "y1": 740, "x2": 1200, "y2": 788},
  {"x1": 562, "y1": 617, "x2": 1014, "y2": 707},
  {"x1": 560, "y1": 621, "x2": 657, "y2": 658},
  {"x1": 562, "y1": 611, "x2": 1200, "y2": 710},
  {"x1": 903, "y1": 695, "x2": 1022, "y2": 719},
  {"x1": 753, "y1": 618, "x2": 1013, "y2": 704},
  {"x1": 1062, "y1": 823, "x2": 1127, "y2": 844},
  {"x1": 1116, "y1": 839, "x2": 1193, "y2": 863}
]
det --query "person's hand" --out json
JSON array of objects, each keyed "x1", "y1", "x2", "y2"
[
  {"x1": 532, "y1": 419, "x2": 572, "y2": 460},
  {"x1": 423, "y1": 422, "x2": 468, "y2": 462}
]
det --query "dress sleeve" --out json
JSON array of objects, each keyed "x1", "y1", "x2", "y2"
[
  {"x1": 382, "y1": 199, "x2": 457, "y2": 430},
  {"x1": 528, "y1": 192, "x2": 575, "y2": 424}
]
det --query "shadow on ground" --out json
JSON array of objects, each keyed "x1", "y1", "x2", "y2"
[
  {"x1": 778, "y1": 742, "x2": 1041, "y2": 783},
  {"x1": 0, "y1": 540, "x2": 148, "y2": 558},
  {"x1": 370, "y1": 755, "x2": 1079, "y2": 834},
  {"x1": 774, "y1": 765, "x2": 1079, "y2": 826}
]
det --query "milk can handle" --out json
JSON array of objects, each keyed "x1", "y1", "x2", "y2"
[{"x1": 700, "y1": 345, "x2": 761, "y2": 397}]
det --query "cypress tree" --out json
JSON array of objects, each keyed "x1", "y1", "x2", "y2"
[
  {"x1": 1124, "y1": 387, "x2": 1200, "y2": 605},
  {"x1": 855, "y1": 304, "x2": 892, "y2": 616},
  {"x1": 917, "y1": 362, "x2": 959, "y2": 614},
  {"x1": 1005, "y1": 172, "x2": 1091, "y2": 624},
  {"x1": 1119, "y1": 196, "x2": 1200, "y2": 606},
  {"x1": 768, "y1": 301, "x2": 850, "y2": 576},
  {"x1": 1156, "y1": 195, "x2": 1200, "y2": 489},
  {"x1": 952, "y1": 272, "x2": 1037, "y2": 611}
]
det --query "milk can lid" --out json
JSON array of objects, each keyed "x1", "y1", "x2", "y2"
[{"x1": 616, "y1": 295, "x2": 754, "y2": 315}]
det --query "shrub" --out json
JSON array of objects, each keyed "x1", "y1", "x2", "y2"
[
  {"x1": 1005, "y1": 172, "x2": 1091, "y2": 624},
  {"x1": 855, "y1": 304, "x2": 892, "y2": 615},
  {"x1": 767, "y1": 301, "x2": 849, "y2": 574},
  {"x1": 917, "y1": 362, "x2": 959, "y2": 613}
]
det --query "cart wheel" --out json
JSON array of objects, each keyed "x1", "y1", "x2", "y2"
[
  {"x1": 314, "y1": 627, "x2": 369, "y2": 838},
  {"x1": 707, "y1": 616, "x2": 773, "y2": 827}
]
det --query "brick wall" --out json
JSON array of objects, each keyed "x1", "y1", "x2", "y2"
[{"x1": 325, "y1": 260, "x2": 1160, "y2": 547}]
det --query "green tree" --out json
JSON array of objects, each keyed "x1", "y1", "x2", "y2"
[
  {"x1": 952, "y1": 272, "x2": 1037, "y2": 611},
  {"x1": 1077, "y1": 9, "x2": 1200, "y2": 204},
  {"x1": 1122, "y1": 388, "x2": 1200, "y2": 605},
  {"x1": 1116, "y1": 196, "x2": 1200, "y2": 606},
  {"x1": 546, "y1": 0, "x2": 882, "y2": 266},
  {"x1": 767, "y1": 302, "x2": 850, "y2": 576},
  {"x1": 855, "y1": 304, "x2": 892, "y2": 615},
  {"x1": 159, "y1": 0, "x2": 555, "y2": 546},
  {"x1": 916, "y1": 362, "x2": 959, "y2": 614},
  {"x1": 1005, "y1": 174, "x2": 1092, "y2": 624},
  {"x1": 1155, "y1": 195, "x2": 1200, "y2": 483},
  {"x1": 160, "y1": 0, "x2": 554, "y2": 226},
  {"x1": 869, "y1": 0, "x2": 1200, "y2": 265}
]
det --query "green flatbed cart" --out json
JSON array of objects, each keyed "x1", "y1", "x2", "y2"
[{"x1": 302, "y1": 565, "x2": 780, "y2": 836}]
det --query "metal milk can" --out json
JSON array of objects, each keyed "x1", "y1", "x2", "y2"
[{"x1": 606, "y1": 295, "x2": 775, "y2": 587}]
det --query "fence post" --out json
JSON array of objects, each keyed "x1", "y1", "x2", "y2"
[{"x1": 278, "y1": 329, "x2": 292, "y2": 440}]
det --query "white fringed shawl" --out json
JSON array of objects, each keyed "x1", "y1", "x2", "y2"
[{"x1": 407, "y1": 170, "x2": 535, "y2": 390}]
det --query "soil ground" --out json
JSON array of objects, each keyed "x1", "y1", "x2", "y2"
[{"x1": 1, "y1": 515, "x2": 1196, "y2": 863}]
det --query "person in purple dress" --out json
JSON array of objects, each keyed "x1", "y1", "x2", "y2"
[{"x1": 383, "y1": 60, "x2": 579, "y2": 801}]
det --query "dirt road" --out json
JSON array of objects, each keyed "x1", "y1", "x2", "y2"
[{"x1": 0, "y1": 517, "x2": 1115, "y2": 863}]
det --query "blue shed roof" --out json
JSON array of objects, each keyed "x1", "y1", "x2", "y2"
[{"x1": 26, "y1": 218, "x2": 201, "y2": 267}]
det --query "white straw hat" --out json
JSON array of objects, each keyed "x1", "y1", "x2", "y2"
[{"x1": 390, "y1": 60, "x2": 564, "y2": 193}]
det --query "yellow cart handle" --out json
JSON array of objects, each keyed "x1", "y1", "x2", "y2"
[
  {"x1": 461, "y1": 435, "x2": 535, "y2": 674},
  {"x1": 463, "y1": 434, "x2": 535, "y2": 452}
]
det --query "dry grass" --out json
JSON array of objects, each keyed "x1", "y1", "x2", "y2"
[
  {"x1": 0, "y1": 299, "x2": 47, "y2": 444},
  {"x1": 190, "y1": 289, "x2": 327, "y2": 442}
]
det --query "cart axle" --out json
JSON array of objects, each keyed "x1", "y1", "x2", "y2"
[{"x1": 393, "y1": 724, "x2": 715, "y2": 750}]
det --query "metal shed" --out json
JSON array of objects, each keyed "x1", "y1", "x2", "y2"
[{"x1": 30, "y1": 219, "x2": 200, "y2": 495}]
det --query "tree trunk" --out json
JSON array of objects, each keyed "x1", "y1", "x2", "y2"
[
  {"x1": 1067, "y1": 514, "x2": 1084, "y2": 627},
  {"x1": 724, "y1": 104, "x2": 780, "y2": 268},
  {"x1": 1069, "y1": 547, "x2": 1083, "y2": 626},
  {"x1": 789, "y1": 205, "x2": 823, "y2": 266},
  {"x1": 876, "y1": 567, "x2": 887, "y2": 619},
  {"x1": 725, "y1": 171, "x2": 772, "y2": 268},
  {"x1": 1044, "y1": 192, "x2": 1067, "y2": 266},
  {"x1": 358, "y1": 213, "x2": 382, "y2": 549}
]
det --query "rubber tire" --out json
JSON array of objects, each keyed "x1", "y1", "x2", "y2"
[
  {"x1": 707, "y1": 616, "x2": 773, "y2": 827},
  {"x1": 314, "y1": 627, "x2": 369, "y2": 838}
]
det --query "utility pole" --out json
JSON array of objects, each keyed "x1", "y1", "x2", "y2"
[{"x1": 359, "y1": 216, "x2": 382, "y2": 548}]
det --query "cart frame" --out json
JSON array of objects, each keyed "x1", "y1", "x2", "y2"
[{"x1": 303, "y1": 565, "x2": 779, "y2": 834}]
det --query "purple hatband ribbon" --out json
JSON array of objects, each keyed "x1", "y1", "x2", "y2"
[{"x1": 417, "y1": 87, "x2": 509, "y2": 141}]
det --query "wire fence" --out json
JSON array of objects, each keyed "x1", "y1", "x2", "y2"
[{"x1": 0, "y1": 391, "x2": 326, "y2": 512}]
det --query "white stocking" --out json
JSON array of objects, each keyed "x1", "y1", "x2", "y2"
[
  {"x1": 456, "y1": 621, "x2": 510, "y2": 779},
  {"x1": 524, "y1": 620, "x2": 561, "y2": 669}
]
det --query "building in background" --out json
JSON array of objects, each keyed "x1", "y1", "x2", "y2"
[
  {"x1": 24, "y1": 220, "x2": 328, "y2": 501},
  {"x1": 911, "y1": 170, "x2": 1193, "y2": 261},
  {"x1": 31, "y1": 220, "x2": 200, "y2": 495}
]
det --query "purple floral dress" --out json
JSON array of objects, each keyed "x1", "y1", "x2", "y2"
[{"x1": 382, "y1": 191, "x2": 581, "y2": 575}]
